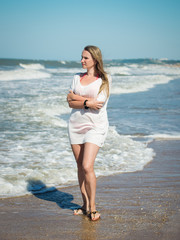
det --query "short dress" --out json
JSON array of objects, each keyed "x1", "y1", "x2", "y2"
[{"x1": 68, "y1": 73, "x2": 111, "y2": 147}]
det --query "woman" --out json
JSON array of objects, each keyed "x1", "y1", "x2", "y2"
[{"x1": 67, "y1": 45, "x2": 111, "y2": 221}]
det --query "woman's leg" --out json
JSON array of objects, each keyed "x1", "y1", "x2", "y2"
[
  {"x1": 71, "y1": 144, "x2": 89, "y2": 212},
  {"x1": 82, "y1": 142, "x2": 100, "y2": 220}
]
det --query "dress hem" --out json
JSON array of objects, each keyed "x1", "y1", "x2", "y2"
[{"x1": 70, "y1": 140, "x2": 103, "y2": 148}]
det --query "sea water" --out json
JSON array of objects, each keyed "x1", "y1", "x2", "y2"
[{"x1": 0, "y1": 58, "x2": 180, "y2": 198}]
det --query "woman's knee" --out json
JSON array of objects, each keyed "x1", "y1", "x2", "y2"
[{"x1": 82, "y1": 162, "x2": 94, "y2": 174}]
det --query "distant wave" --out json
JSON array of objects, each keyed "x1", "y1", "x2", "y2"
[
  {"x1": 19, "y1": 63, "x2": 45, "y2": 70},
  {"x1": 129, "y1": 133, "x2": 180, "y2": 142},
  {"x1": 58, "y1": 61, "x2": 66, "y2": 64},
  {"x1": 147, "y1": 133, "x2": 180, "y2": 141},
  {"x1": 108, "y1": 63, "x2": 180, "y2": 94},
  {"x1": 1, "y1": 58, "x2": 180, "y2": 69},
  {"x1": 0, "y1": 68, "x2": 51, "y2": 81},
  {"x1": 110, "y1": 75, "x2": 177, "y2": 94}
]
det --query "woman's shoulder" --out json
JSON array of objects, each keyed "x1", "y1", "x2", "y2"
[{"x1": 74, "y1": 72, "x2": 86, "y2": 78}]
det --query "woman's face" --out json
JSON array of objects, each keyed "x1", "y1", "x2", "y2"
[{"x1": 81, "y1": 50, "x2": 96, "y2": 70}]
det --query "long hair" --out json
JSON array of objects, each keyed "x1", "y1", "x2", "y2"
[{"x1": 84, "y1": 45, "x2": 109, "y2": 98}]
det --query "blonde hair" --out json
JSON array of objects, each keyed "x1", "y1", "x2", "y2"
[{"x1": 84, "y1": 45, "x2": 109, "y2": 98}]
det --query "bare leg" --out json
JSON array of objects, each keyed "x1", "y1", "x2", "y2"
[
  {"x1": 71, "y1": 144, "x2": 89, "y2": 212},
  {"x1": 82, "y1": 142, "x2": 101, "y2": 220}
]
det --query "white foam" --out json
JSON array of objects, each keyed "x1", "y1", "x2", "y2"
[
  {"x1": 147, "y1": 133, "x2": 180, "y2": 141},
  {"x1": 19, "y1": 63, "x2": 45, "y2": 70},
  {"x1": 160, "y1": 58, "x2": 168, "y2": 61},
  {"x1": 96, "y1": 126, "x2": 155, "y2": 175},
  {"x1": 48, "y1": 67, "x2": 83, "y2": 74},
  {"x1": 59, "y1": 61, "x2": 66, "y2": 64},
  {"x1": 107, "y1": 64, "x2": 180, "y2": 76},
  {"x1": 107, "y1": 66, "x2": 131, "y2": 75},
  {"x1": 0, "y1": 126, "x2": 155, "y2": 198},
  {"x1": 38, "y1": 104, "x2": 70, "y2": 116},
  {"x1": 37, "y1": 105, "x2": 70, "y2": 128},
  {"x1": 110, "y1": 74, "x2": 177, "y2": 94},
  {"x1": 0, "y1": 68, "x2": 51, "y2": 81},
  {"x1": 107, "y1": 63, "x2": 180, "y2": 94}
]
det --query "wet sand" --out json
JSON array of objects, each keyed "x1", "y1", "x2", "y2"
[{"x1": 0, "y1": 140, "x2": 180, "y2": 240}]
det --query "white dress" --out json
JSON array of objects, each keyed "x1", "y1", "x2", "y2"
[{"x1": 68, "y1": 73, "x2": 111, "y2": 147}]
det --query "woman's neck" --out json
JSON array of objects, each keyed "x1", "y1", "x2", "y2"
[{"x1": 86, "y1": 67, "x2": 97, "y2": 77}]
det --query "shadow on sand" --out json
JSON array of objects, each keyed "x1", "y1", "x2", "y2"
[{"x1": 27, "y1": 179, "x2": 80, "y2": 210}]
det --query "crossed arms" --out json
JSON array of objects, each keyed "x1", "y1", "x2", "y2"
[{"x1": 67, "y1": 90, "x2": 104, "y2": 110}]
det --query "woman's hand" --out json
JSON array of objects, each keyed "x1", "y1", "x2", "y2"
[
  {"x1": 67, "y1": 90, "x2": 75, "y2": 102},
  {"x1": 86, "y1": 99, "x2": 104, "y2": 110}
]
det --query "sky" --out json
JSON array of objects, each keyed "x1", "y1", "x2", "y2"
[{"x1": 0, "y1": 0, "x2": 180, "y2": 60}]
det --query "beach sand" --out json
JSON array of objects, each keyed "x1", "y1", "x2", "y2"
[{"x1": 0, "y1": 140, "x2": 180, "y2": 240}]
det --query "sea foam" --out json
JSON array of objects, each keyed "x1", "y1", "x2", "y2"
[
  {"x1": 110, "y1": 74, "x2": 175, "y2": 94},
  {"x1": 146, "y1": 133, "x2": 180, "y2": 141},
  {"x1": 0, "y1": 68, "x2": 51, "y2": 81},
  {"x1": 108, "y1": 64, "x2": 180, "y2": 94},
  {"x1": 19, "y1": 63, "x2": 45, "y2": 70},
  {"x1": 0, "y1": 126, "x2": 154, "y2": 198}
]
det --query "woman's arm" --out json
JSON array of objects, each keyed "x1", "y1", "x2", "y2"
[
  {"x1": 67, "y1": 90, "x2": 92, "y2": 102},
  {"x1": 68, "y1": 99, "x2": 84, "y2": 109},
  {"x1": 67, "y1": 90, "x2": 91, "y2": 109},
  {"x1": 67, "y1": 91, "x2": 104, "y2": 110},
  {"x1": 68, "y1": 99, "x2": 104, "y2": 110}
]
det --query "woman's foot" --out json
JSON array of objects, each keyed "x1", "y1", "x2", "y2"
[
  {"x1": 73, "y1": 207, "x2": 87, "y2": 215},
  {"x1": 90, "y1": 211, "x2": 101, "y2": 221}
]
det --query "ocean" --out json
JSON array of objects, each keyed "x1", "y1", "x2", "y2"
[{"x1": 0, "y1": 58, "x2": 180, "y2": 198}]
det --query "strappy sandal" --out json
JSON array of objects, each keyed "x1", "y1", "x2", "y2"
[
  {"x1": 90, "y1": 211, "x2": 101, "y2": 221},
  {"x1": 73, "y1": 208, "x2": 87, "y2": 215}
]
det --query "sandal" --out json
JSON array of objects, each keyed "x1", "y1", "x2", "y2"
[
  {"x1": 73, "y1": 208, "x2": 87, "y2": 215},
  {"x1": 90, "y1": 211, "x2": 101, "y2": 221}
]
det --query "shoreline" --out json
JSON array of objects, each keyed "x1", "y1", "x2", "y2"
[{"x1": 0, "y1": 140, "x2": 180, "y2": 240}]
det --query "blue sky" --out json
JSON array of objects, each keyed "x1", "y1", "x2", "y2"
[{"x1": 0, "y1": 0, "x2": 180, "y2": 60}]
